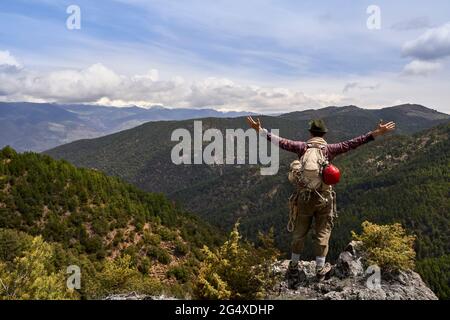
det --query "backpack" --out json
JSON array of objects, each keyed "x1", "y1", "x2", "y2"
[
  {"x1": 287, "y1": 141, "x2": 339, "y2": 232},
  {"x1": 288, "y1": 143, "x2": 328, "y2": 190}
]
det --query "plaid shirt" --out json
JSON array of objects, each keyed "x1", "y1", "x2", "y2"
[{"x1": 261, "y1": 129, "x2": 374, "y2": 161}]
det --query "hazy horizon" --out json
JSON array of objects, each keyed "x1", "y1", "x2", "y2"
[{"x1": 1, "y1": 100, "x2": 448, "y2": 116}]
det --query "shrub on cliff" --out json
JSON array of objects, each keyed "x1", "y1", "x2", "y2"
[
  {"x1": 352, "y1": 221, "x2": 416, "y2": 273},
  {"x1": 194, "y1": 223, "x2": 279, "y2": 300},
  {"x1": 0, "y1": 233, "x2": 75, "y2": 300}
]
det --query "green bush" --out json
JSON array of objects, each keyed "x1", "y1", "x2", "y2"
[
  {"x1": 138, "y1": 257, "x2": 152, "y2": 275},
  {"x1": 144, "y1": 232, "x2": 161, "y2": 246},
  {"x1": 148, "y1": 246, "x2": 171, "y2": 265},
  {"x1": 174, "y1": 240, "x2": 189, "y2": 256},
  {"x1": 159, "y1": 227, "x2": 176, "y2": 241},
  {"x1": 352, "y1": 221, "x2": 416, "y2": 273},
  {"x1": 84, "y1": 254, "x2": 162, "y2": 298},
  {"x1": 167, "y1": 265, "x2": 189, "y2": 282},
  {"x1": 0, "y1": 235, "x2": 76, "y2": 300},
  {"x1": 157, "y1": 250, "x2": 171, "y2": 265},
  {"x1": 194, "y1": 223, "x2": 279, "y2": 300}
]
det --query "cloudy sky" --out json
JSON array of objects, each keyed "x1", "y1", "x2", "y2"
[{"x1": 1, "y1": 0, "x2": 450, "y2": 113}]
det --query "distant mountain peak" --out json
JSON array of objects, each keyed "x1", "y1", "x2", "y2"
[
  {"x1": 279, "y1": 103, "x2": 449, "y2": 121},
  {"x1": 330, "y1": 105, "x2": 361, "y2": 110}
]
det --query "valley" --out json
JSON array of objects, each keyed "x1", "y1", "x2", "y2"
[{"x1": 44, "y1": 104, "x2": 450, "y2": 298}]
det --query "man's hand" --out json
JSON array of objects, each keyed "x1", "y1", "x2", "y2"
[
  {"x1": 371, "y1": 120, "x2": 396, "y2": 137},
  {"x1": 246, "y1": 116, "x2": 262, "y2": 132}
]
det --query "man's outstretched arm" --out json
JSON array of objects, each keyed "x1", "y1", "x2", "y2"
[
  {"x1": 327, "y1": 121, "x2": 396, "y2": 160},
  {"x1": 246, "y1": 116, "x2": 305, "y2": 155}
]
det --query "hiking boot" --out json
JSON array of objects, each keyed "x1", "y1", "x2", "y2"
[
  {"x1": 316, "y1": 262, "x2": 332, "y2": 281},
  {"x1": 286, "y1": 261, "x2": 301, "y2": 289}
]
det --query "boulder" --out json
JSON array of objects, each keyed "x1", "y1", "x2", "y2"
[{"x1": 334, "y1": 251, "x2": 364, "y2": 278}]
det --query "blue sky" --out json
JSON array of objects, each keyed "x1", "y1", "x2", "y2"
[{"x1": 1, "y1": 0, "x2": 450, "y2": 113}]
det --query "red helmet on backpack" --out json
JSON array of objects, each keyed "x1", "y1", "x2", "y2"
[{"x1": 322, "y1": 164, "x2": 341, "y2": 185}]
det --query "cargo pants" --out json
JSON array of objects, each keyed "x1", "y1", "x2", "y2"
[{"x1": 290, "y1": 190, "x2": 335, "y2": 257}]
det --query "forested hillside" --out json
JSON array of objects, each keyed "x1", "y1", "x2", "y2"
[
  {"x1": 0, "y1": 147, "x2": 222, "y2": 299},
  {"x1": 45, "y1": 106, "x2": 449, "y2": 298},
  {"x1": 331, "y1": 123, "x2": 449, "y2": 260},
  {"x1": 45, "y1": 104, "x2": 449, "y2": 196}
]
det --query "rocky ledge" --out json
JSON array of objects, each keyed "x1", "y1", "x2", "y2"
[
  {"x1": 269, "y1": 241, "x2": 438, "y2": 300},
  {"x1": 103, "y1": 292, "x2": 177, "y2": 300}
]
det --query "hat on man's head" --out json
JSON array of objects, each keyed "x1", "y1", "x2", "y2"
[{"x1": 308, "y1": 119, "x2": 328, "y2": 134}]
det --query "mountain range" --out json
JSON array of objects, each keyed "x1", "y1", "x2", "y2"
[
  {"x1": 45, "y1": 103, "x2": 450, "y2": 298},
  {"x1": 0, "y1": 102, "x2": 253, "y2": 152},
  {"x1": 45, "y1": 104, "x2": 449, "y2": 197}
]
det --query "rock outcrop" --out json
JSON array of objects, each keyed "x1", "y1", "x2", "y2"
[
  {"x1": 269, "y1": 241, "x2": 438, "y2": 300},
  {"x1": 103, "y1": 241, "x2": 438, "y2": 301},
  {"x1": 104, "y1": 292, "x2": 178, "y2": 300}
]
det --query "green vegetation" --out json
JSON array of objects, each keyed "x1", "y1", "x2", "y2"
[
  {"x1": 84, "y1": 254, "x2": 162, "y2": 298},
  {"x1": 352, "y1": 221, "x2": 416, "y2": 272},
  {"x1": 183, "y1": 122, "x2": 449, "y2": 298},
  {"x1": 0, "y1": 231, "x2": 73, "y2": 300},
  {"x1": 2, "y1": 104, "x2": 448, "y2": 299},
  {"x1": 45, "y1": 111, "x2": 449, "y2": 299},
  {"x1": 331, "y1": 123, "x2": 449, "y2": 261},
  {"x1": 167, "y1": 265, "x2": 190, "y2": 283},
  {"x1": 194, "y1": 223, "x2": 279, "y2": 300},
  {"x1": 45, "y1": 105, "x2": 448, "y2": 197},
  {"x1": 416, "y1": 255, "x2": 450, "y2": 300},
  {"x1": 0, "y1": 147, "x2": 223, "y2": 299}
]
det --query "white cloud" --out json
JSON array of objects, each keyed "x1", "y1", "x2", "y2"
[
  {"x1": 342, "y1": 82, "x2": 380, "y2": 93},
  {"x1": 0, "y1": 50, "x2": 22, "y2": 73},
  {"x1": 0, "y1": 50, "x2": 21, "y2": 67},
  {"x1": 402, "y1": 22, "x2": 450, "y2": 60},
  {"x1": 34, "y1": 64, "x2": 122, "y2": 102},
  {"x1": 402, "y1": 60, "x2": 442, "y2": 76},
  {"x1": 187, "y1": 78, "x2": 329, "y2": 112},
  {"x1": 0, "y1": 54, "x2": 346, "y2": 112},
  {"x1": 1, "y1": 51, "x2": 449, "y2": 114}
]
